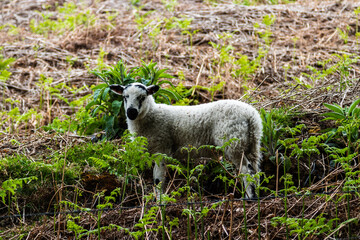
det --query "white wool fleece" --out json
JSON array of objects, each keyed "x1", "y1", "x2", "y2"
[{"x1": 110, "y1": 83, "x2": 262, "y2": 198}]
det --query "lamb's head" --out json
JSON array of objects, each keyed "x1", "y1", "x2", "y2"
[{"x1": 110, "y1": 83, "x2": 159, "y2": 121}]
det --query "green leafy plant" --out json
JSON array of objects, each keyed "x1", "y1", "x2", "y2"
[
  {"x1": 156, "y1": 192, "x2": 178, "y2": 240},
  {"x1": 168, "y1": 145, "x2": 206, "y2": 239},
  {"x1": 208, "y1": 15, "x2": 275, "y2": 89},
  {"x1": 89, "y1": 131, "x2": 153, "y2": 177},
  {"x1": 129, "y1": 192, "x2": 166, "y2": 239},
  {"x1": 30, "y1": 2, "x2": 97, "y2": 36},
  {"x1": 0, "y1": 177, "x2": 38, "y2": 204},
  {"x1": 44, "y1": 106, "x2": 97, "y2": 135},
  {"x1": 94, "y1": 47, "x2": 109, "y2": 71},
  {"x1": 260, "y1": 108, "x2": 283, "y2": 161},
  {"x1": 36, "y1": 74, "x2": 78, "y2": 110},
  {"x1": 0, "y1": 23, "x2": 20, "y2": 35},
  {"x1": 0, "y1": 105, "x2": 43, "y2": 133},
  {"x1": 319, "y1": 99, "x2": 360, "y2": 237},
  {"x1": 337, "y1": 26, "x2": 350, "y2": 44},
  {"x1": 0, "y1": 176, "x2": 38, "y2": 216},
  {"x1": 354, "y1": 7, "x2": 360, "y2": 48},
  {"x1": 105, "y1": 10, "x2": 119, "y2": 30},
  {"x1": 260, "y1": 108, "x2": 296, "y2": 163},
  {"x1": 195, "y1": 81, "x2": 225, "y2": 101},
  {"x1": 132, "y1": 206, "x2": 160, "y2": 239},
  {"x1": 0, "y1": 48, "x2": 15, "y2": 83},
  {"x1": 231, "y1": 53, "x2": 263, "y2": 82},
  {"x1": 172, "y1": 82, "x2": 199, "y2": 106},
  {"x1": 148, "y1": 20, "x2": 162, "y2": 50},
  {"x1": 234, "y1": 0, "x2": 295, "y2": 5},
  {"x1": 161, "y1": 0, "x2": 178, "y2": 11},
  {"x1": 271, "y1": 214, "x2": 338, "y2": 239},
  {"x1": 322, "y1": 99, "x2": 360, "y2": 123},
  {"x1": 253, "y1": 172, "x2": 273, "y2": 240},
  {"x1": 133, "y1": 6, "x2": 154, "y2": 53},
  {"x1": 86, "y1": 60, "x2": 180, "y2": 139},
  {"x1": 63, "y1": 188, "x2": 129, "y2": 239},
  {"x1": 0, "y1": 153, "x2": 79, "y2": 189},
  {"x1": 209, "y1": 32, "x2": 234, "y2": 68},
  {"x1": 296, "y1": 54, "x2": 358, "y2": 90},
  {"x1": 64, "y1": 131, "x2": 155, "y2": 204},
  {"x1": 322, "y1": 103, "x2": 360, "y2": 181},
  {"x1": 322, "y1": 98, "x2": 360, "y2": 152},
  {"x1": 255, "y1": 14, "x2": 276, "y2": 47},
  {"x1": 0, "y1": 48, "x2": 15, "y2": 110}
]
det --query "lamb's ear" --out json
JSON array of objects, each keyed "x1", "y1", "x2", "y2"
[
  {"x1": 146, "y1": 85, "x2": 160, "y2": 95},
  {"x1": 109, "y1": 84, "x2": 125, "y2": 95}
]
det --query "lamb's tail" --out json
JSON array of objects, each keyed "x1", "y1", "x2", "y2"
[{"x1": 247, "y1": 112, "x2": 263, "y2": 172}]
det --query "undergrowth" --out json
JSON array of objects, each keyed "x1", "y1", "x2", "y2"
[
  {"x1": 30, "y1": 2, "x2": 97, "y2": 36},
  {"x1": 1, "y1": 96, "x2": 360, "y2": 238},
  {"x1": 1, "y1": 51, "x2": 360, "y2": 237},
  {"x1": 1, "y1": 1, "x2": 360, "y2": 239}
]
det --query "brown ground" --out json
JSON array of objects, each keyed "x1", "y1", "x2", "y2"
[{"x1": 1, "y1": 0, "x2": 360, "y2": 239}]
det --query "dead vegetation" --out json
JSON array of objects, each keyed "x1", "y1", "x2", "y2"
[{"x1": 1, "y1": 0, "x2": 360, "y2": 239}]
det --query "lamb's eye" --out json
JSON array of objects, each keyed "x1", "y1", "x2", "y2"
[{"x1": 138, "y1": 96, "x2": 145, "y2": 102}]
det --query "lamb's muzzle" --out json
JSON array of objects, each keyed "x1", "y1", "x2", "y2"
[{"x1": 127, "y1": 108, "x2": 138, "y2": 120}]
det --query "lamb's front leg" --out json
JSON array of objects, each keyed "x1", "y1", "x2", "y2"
[
  {"x1": 153, "y1": 160, "x2": 166, "y2": 201},
  {"x1": 150, "y1": 141, "x2": 172, "y2": 201},
  {"x1": 153, "y1": 160, "x2": 166, "y2": 186}
]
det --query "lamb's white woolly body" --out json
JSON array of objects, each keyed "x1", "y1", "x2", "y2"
[{"x1": 110, "y1": 83, "x2": 263, "y2": 198}]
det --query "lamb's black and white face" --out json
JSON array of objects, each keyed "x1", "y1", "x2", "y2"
[{"x1": 110, "y1": 83, "x2": 159, "y2": 120}]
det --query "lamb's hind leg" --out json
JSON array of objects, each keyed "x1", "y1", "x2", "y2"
[
  {"x1": 244, "y1": 150, "x2": 262, "y2": 199},
  {"x1": 235, "y1": 155, "x2": 256, "y2": 199},
  {"x1": 241, "y1": 157, "x2": 257, "y2": 199},
  {"x1": 226, "y1": 148, "x2": 256, "y2": 198}
]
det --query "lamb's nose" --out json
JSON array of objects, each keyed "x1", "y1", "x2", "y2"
[{"x1": 127, "y1": 108, "x2": 138, "y2": 120}]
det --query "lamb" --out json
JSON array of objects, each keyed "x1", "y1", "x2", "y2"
[{"x1": 110, "y1": 83, "x2": 263, "y2": 198}]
